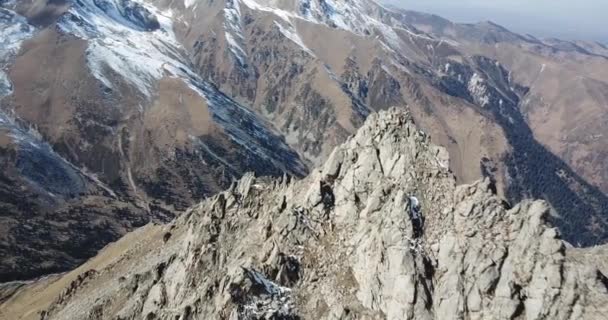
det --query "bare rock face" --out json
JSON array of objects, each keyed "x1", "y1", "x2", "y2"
[{"x1": 5, "y1": 108, "x2": 606, "y2": 320}]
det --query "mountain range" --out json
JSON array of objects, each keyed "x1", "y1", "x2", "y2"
[{"x1": 0, "y1": 0, "x2": 607, "y2": 284}]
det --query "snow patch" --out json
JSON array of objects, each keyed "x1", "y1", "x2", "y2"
[
  {"x1": 184, "y1": 0, "x2": 198, "y2": 8},
  {"x1": 396, "y1": 26, "x2": 435, "y2": 42},
  {"x1": 225, "y1": 32, "x2": 247, "y2": 65},
  {"x1": 316, "y1": 0, "x2": 350, "y2": 30},
  {"x1": 0, "y1": 71, "x2": 12, "y2": 98},
  {"x1": 58, "y1": 0, "x2": 186, "y2": 97},
  {"x1": 369, "y1": 19, "x2": 402, "y2": 49},
  {"x1": 468, "y1": 73, "x2": 490, "y2": 107},
  {"x1": 0, "y1": 8, "x2": 36, "y2": 98},
  {"x1": 380, "y1": 41, "x2": 398, "y2": 55},
  {"x1": 241, "y1": 0, "x2": 295, "y2": 23},
  {"x1": 238, "y1": 0, "x2": 445, "y2": 56},
  {"x1": 240, "y1": 268, "x2": 295, "y2": 319},
  {"x1": 224, "y1": 0, "x2": 248, "y2": 64},
  {"x1": 0, "y1": 8, "x2": 35, "y2": 59},
  {"x1": 380, "y1": 63, "x2": 394, "y2": 76}
]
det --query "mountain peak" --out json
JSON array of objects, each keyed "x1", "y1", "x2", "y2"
[{"x1": 7, "y1": 108, "x2": 607, "y2": 320}]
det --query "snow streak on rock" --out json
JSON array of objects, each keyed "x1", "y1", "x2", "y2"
[
  {"x1": 57, "y1": 0, "x2": 185, "y2": 97},
  {"x1": 0, "y1": 6, "x2": 125, "y2": 199},
  {"x1": 183, "y1": 0, "x2": 198, "y2": 9},
  {"x1": 55, "y1": 0, "x2": 306, "y2": 176},
  {"x1": 0, "y1": 71, "x2": 11, "y2": 98},
  {"x1": 238, "y1": 0, "x2": 439, "y2": 53},
  {"x1": 0, "y1": 111, "x2": 89, "y2": 199},
  {"x1": 273, "y1": 21, "x2": 315, "y2": 56},
  {"x1": 0, "y1": 8, "x2": 35, "y2": 58},
  {"x1": 241, "y1": 0, "x2": 296, "y2": 22},
  {"x1": 224, "y1": 0, "x2": 248, "y2": 65},
  {"x1": 0, "y1": 7, "x2": 35, "y2": 97},
  {"x1": 468, "y1": 72, "x2": 490, "y2": 107}
]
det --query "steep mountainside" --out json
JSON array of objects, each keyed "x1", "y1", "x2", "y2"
[
  {"x1": 2, "y1": 109, "x2": 607, "y2": 320},
  {"x1": 0, "y1": 0, "x2": 306, "y2": 281},
  {"x1": 0, "y1": 0, "x2": 607, "y2": 281},
  {"x1": 141, "y1": 0, "x2": 608, "y2": 245},
  {"x1": 395, "y1": 9, "x2": 608, "y2": 196}
]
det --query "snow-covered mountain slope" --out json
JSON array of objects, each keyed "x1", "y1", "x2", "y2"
[
  {"x1": 56, "y1": 0, "x2": 305, "y2": 175},
  {"x1": 58, "y1": 0, "x2": 181, "y2": 97}
]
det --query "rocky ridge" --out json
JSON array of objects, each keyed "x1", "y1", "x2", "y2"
[
  {"x1": 2, "y1": 0, "x2": 608, "y2": 281},
  {"x1": 156, "y1": 0, "x2": 608, "y2": 245},
  {"x1": 2, "y1": 108, "x2": 607, "y2": 320}
]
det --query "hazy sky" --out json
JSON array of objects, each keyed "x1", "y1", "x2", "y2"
[{"x1": 383, "y1": 0, "x2": 608, "y2": 43}]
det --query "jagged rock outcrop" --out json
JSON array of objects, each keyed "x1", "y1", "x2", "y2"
[
  {"x1": 3, "y1": 0, "x2": 608, "y2": 282},
  {"x1": 2, "y1": 108, "x2": 606, "y2": 320}
]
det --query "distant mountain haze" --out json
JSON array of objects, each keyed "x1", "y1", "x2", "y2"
[{"x1": 383, "y1": 0, "x2": 608, "y2": 43}]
